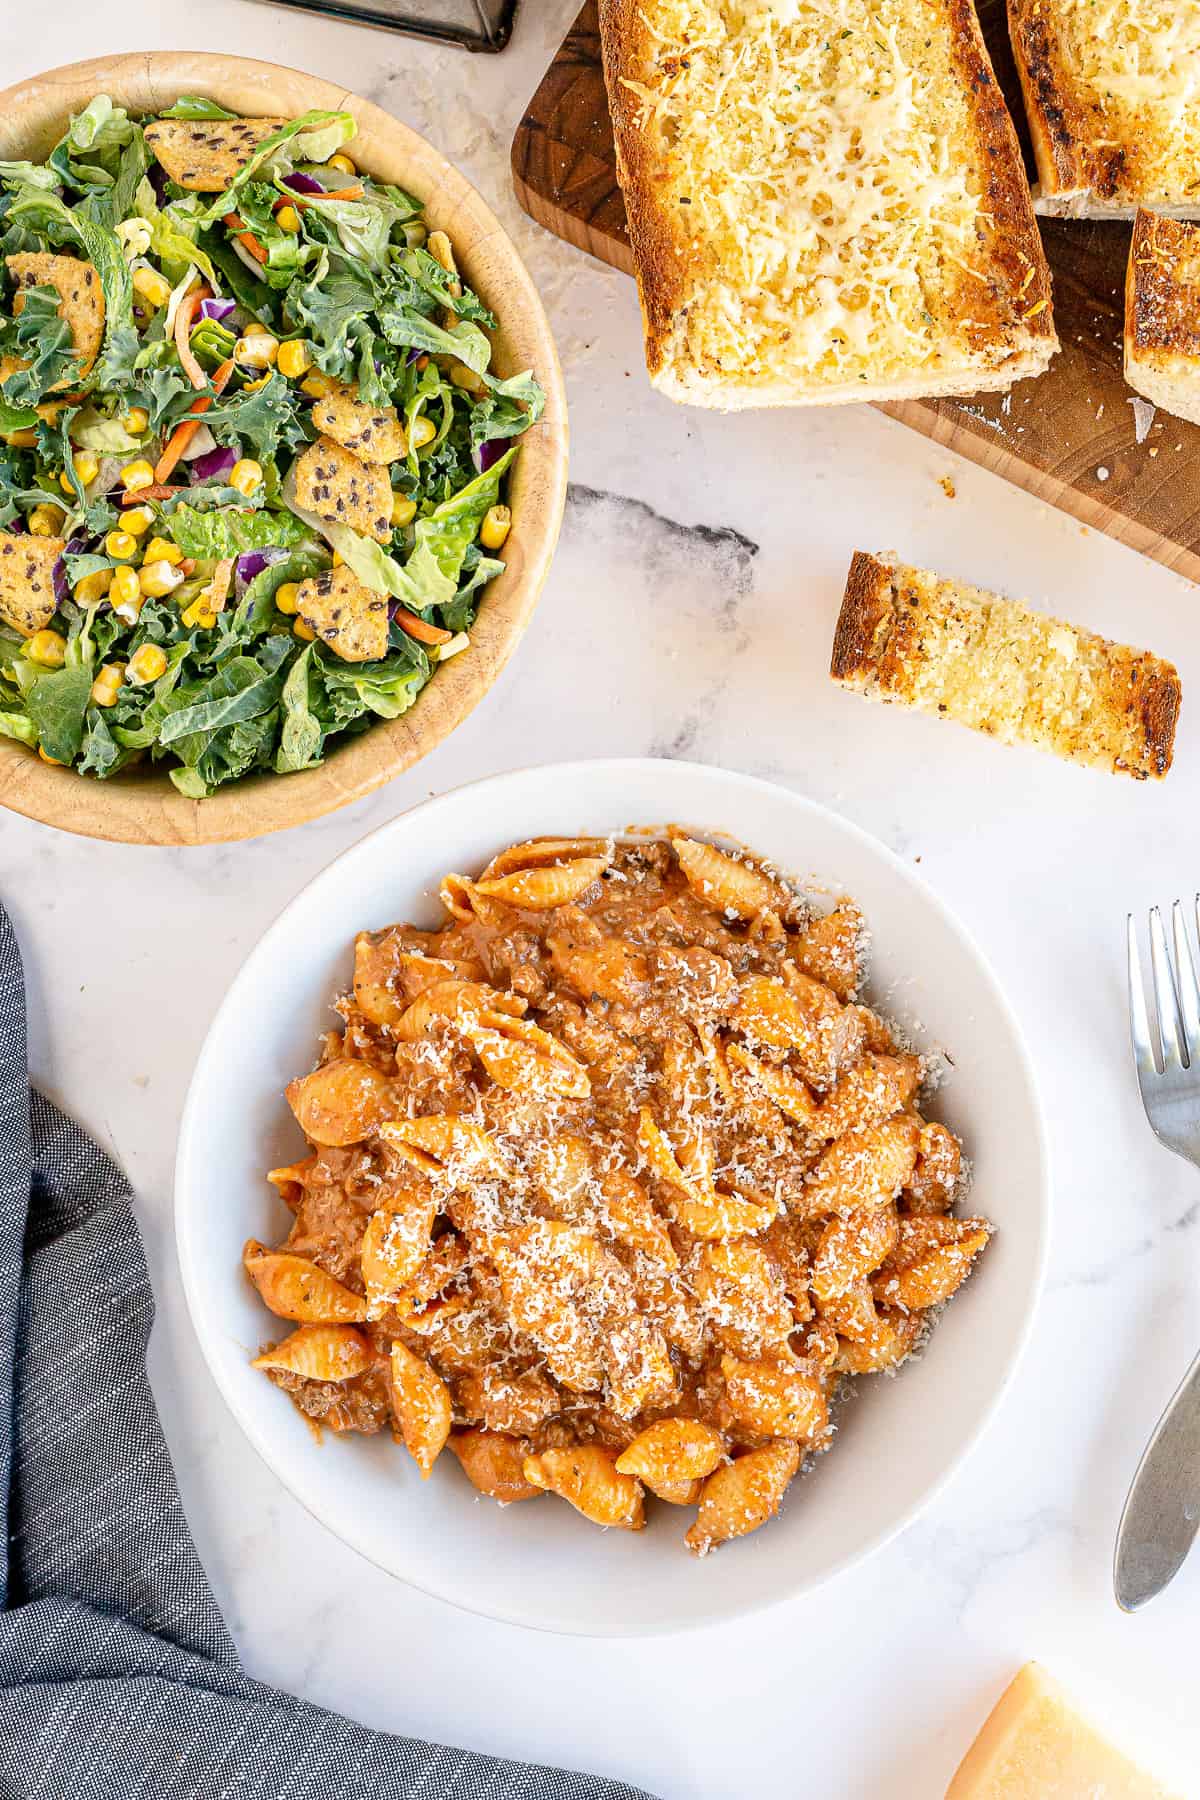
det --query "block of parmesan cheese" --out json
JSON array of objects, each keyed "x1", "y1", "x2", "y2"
[
  {"x1": 830, "y1": 552, "x2": 1181, "y2": 780},
  {"x1": 597, "y1": 0, "x2": 1057, "y2": 409},
  {"x1": 946, "y1": 1664, "x2": 1182, "y2": 1798}
]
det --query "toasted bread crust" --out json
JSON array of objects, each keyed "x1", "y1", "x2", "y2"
[
  {"x1": 943, "y1": 0, "x2": 1055, "y2": 353},
  {"x1": 598, "y1": 0, "x2": 685, "y2": 379},
  {"x1": 600, "y1": 0, "x2": 1055, "y2": 405},
  {"x1": 830, "y1": 553, "x2": 895, "y2": 687},
  {"x1": 1008, "y1": 0, "x2": 1097, "y2": 209},
  {"x1": 1010, "y1": 0, "x2": 1200, "y2": 216},
  {"x1": 1124, "y1": 212, "x2": 1200, "y2": 425},
  {"x1": 1126, "y1": 212, "x2": 1200, "y2": 357},
  {"x1": 831, "y1": 552, "x2": 1180, "y2": 780}
]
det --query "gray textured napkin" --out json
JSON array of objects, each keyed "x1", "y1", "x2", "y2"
[{"x1": 0, "y1": 903, "x2": 654, "y2": 1800}]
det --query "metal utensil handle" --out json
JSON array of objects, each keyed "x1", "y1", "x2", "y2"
[{"x1": 1115, "y1": 1344, "x2": 1200, "y2": 1611}]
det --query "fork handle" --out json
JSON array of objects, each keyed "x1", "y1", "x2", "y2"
[{"x1": 1114, "y1": 1345, "x2": 1200, "y2": 1610}]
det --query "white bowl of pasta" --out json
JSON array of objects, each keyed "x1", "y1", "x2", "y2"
[{"x1": 175, "y1": 758, "x2": 1048, "y2": 1634}]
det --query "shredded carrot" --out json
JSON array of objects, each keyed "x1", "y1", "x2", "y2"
[
  {"x1": 120, "y1": 483, "x2": 181, "y2": 506},
  {"x1": 394, "y1": 609, "x2": 452, "y2": 647},
  {"x1": 275, "y1": 186, "x2": 367, "y2": 214},
  {"x1": 206, "y1": 556, "x2": 236, "y2": 614},
  {"x1": 222, "y1": 211, "x2": 268, "y2": 265},
  {"x1": 173, "y1": 285, "x2": 211, "y2": 391},
  {"x1": 153, "y1": 357, "x2": 235, "y2": 484},
  {"x1": 307, "y1": 184, "x2": 366, "y2": 206}
]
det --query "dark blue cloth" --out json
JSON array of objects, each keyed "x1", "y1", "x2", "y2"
[{"x1": 0, "y1": 904, "x2": 653, "y2": 1800}]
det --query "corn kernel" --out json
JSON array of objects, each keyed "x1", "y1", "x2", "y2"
[
  {"x1": 131, "y1": 265, "x2": 171, "y2": 308},
  {"x1": 277, "y1": 339, "x2": 313, "y2": 380},
  {"x1": 3, "y1": 429, "x2": 37, "y2": 448},
  {"x1": 234, "y1": 332, "x2": 278, "y2": 369},
  {"x1": 120, "y1": 459, "x2": 156, "y2": 492},
  {"x1": 293, "y1": 619, "x2": 317, "y2": 641},
  {"x1": 299, "y1": 371, "x2": 334, "y2": 399},
  {"x1": 331, "y1": 551, "x2": 344, "y2": 568},
  {"x1": 274, "y1": 581, "x2": 301, "y2": 615},
  {"x1": 127, "y1": 644, "x2": 168, "y2": 685},
  {"x1": 24, "y1": 629, "x2": 67, "y2": 669},
  {"x1": 229, "y1": 458, "x2": 263, "y2": 497},
  {"x1": 37, "y1": 745, "x2": 66, "y2": 766},
  {"x1": 110, "y1": 566, "x2": 142, "y2": 613},
  {"x1": 328, "y1": 152, "x2": 356, "y2": 175},
  {"x1": 410, "y1": 416, "x2": 437, "y2": 450},
  {"x1": 181, "y1": 596, "x2": 217, "y2": 630},
  {"x1": 478, "y1": 504, "x2": 511, "y2": 551},
  {"x1": 122, "y1": 406, "x2": 150, "y2": 435},
  {"x1": 143, "y1": 536, "x2": 183, "y2": 568},
  {"x1": 390, "y1": 493, "x2": 417, "y2": 528},
  {"x1": 275, "y1": 204, "x2": 301, "y2": 234},
  {"x1": 240, "y1": 375, "x2": 272, "y2": 393},
  {"x1": 28, "y1": 503, "x2": 65, "y2": 537},
  {"x1": 73, "y1": 569, "x2": 112, "y2": 606},
  {"x1": 116, "y1": 218, "x2": 152, "y2": 260},
  {"x1": 428, "y1": 230, "x2": 457, "y2": 278},
  {"x1": 243, "y1": 321, "x2": 272, "y2": 337},
  {"x1": 105, "y1": 529, "x2": 138, "y2": 561},
  {"x1": 122, "y1": 505, "x2": 154, "y2": 537},
  {"x1": 449, "y1": 362, "x2": 484, "y2": 394},
  {"x1": 60, "y1": 450, "x2": 100, "y2": 493},
  {"x1": 90, "y1": 663, "x2": 125, "y2": 708},
  {"x1": 138, "y1": 560, "x2": 185, "y2": 599}
]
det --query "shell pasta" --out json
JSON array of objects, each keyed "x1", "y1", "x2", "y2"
[{"x1": 246, "y1": 833, "x2": 991, "y2": 1555}]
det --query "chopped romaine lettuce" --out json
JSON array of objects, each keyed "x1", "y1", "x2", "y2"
[
  {"x1": 159, "y1": 97, "x2": 239, "y2": 122},
  {"x1": 165, "y1": 505, "x2": 310, "y2": 559}
]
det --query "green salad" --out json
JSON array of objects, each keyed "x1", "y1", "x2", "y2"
[{"x1": 0, "y1": 94, "x2": 543, "y2": 796}]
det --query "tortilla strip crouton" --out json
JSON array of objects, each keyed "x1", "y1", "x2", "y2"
[{"x1": 0, "y1": 531, "x2": 64, "y2": 637}]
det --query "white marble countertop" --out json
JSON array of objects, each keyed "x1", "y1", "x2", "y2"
[{"x1": 3, "y1": 4, "x2": 1200, "y2": 1794}]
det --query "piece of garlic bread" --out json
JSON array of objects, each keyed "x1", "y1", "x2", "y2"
[
  {"x1": 831, "y1": 552, "x2": 1180, "y2": 779},
  {"x1": 598, "y1": 0, "x2": 1056, "y2": 409},
  {"x1": 1010, "y1": 0, "x2": 1200, "y2": 217}
]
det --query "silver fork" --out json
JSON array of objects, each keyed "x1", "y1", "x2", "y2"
[{"x1": 1114, "y1": 901, "x2": 1200, "y2": 1610}]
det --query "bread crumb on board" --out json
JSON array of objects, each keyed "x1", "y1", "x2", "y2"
[{"x1": 939, "y1": 475, "x2": 957, "y2": 499}]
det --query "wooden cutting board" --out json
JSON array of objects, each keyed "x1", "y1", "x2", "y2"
[{"x1": 512, "y1": 0, "x2": 1200, "y2": 585}]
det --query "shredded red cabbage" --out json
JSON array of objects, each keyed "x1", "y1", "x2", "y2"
[
  {"x1": 473, "y1": 439, "x2": 506, "y2": 474},
  {"x1": 199, "y1": 297, "x2": 236, "y2": 323},
  {"x1": 52, "y1": 535, "x2": 87, "y2": 607},
  {"x1": 283, "y1": 171, "x2": 325, "y2": 195},
  {"x1": 188, "y1": 444, "x2": 238, "y2": 483},
  {"x1": 235, "y1": 546, "x2": 291, "y2": 589}
]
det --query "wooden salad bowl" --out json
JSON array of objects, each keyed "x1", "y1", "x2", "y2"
[{"x1": 0, "y1": 53, "x2": 568, "y2": 845}]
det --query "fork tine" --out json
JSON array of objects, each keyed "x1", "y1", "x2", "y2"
[
  {"x1": 1150, "y1": 906, "x2": 1188, "y2": 1070},
  {"x1": 1128, "y1": 914, "x2": 1159, "y2": 1081},
  {"x1": 1172, "y1": 901, "x2": 1200, "y2": 1060}
]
